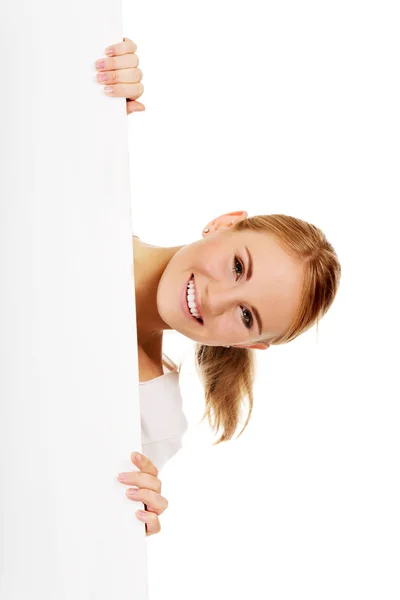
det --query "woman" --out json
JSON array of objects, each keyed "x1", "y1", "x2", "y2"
[{"x1": 95, "y1": 38, "x2": 342, "y2": 536}]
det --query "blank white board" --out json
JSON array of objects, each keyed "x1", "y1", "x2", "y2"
[{"x1": 0, "y1": 1, "x2": 148, "y2": 598}]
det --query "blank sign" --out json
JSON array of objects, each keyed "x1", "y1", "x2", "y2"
[{"x1": 0, "y1": 1, "x2": 148, "y2": 598}]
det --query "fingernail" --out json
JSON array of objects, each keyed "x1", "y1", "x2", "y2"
[
  {"x1": 96, "y1": 60, "x2": 105, "y2": 69},
  {"x1": 134, "y1": 452, "x2": 142, "y2": 462},
  {"x1": 137, "y1": 510, "x2": 146, "y2": 518},
  {"x1": 126, "y1": 488, "x2": 139, "y2": 497},
  {"x1": 105, "y1": 48, "x2": 114, "y2": 56},
  {"x1": 104, "y1": 86, "x2": 113, "y2": 94},
  {"x1": 118, "y1": 473, "x2": 130, "y2": 482}
]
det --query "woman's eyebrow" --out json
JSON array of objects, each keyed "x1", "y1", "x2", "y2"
[
  {"x1": 244, "y1": 246, "x2": 263, "y2": 336},
  {"x1": 245, "y1": 246, "x2": 253, "y2": 281}
]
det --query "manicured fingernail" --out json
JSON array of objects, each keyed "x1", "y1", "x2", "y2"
[
  {"x1": 137, "y1": 510, "x2": 146, "y2": 518},
  {"x1": 126, "y1": 488, "x2": 139, "y2": 497},
  {"x1": 105, "y1": 48, "x2": 114, "y2": 56},
  {"x1": 134, "y1": 452, "x2": 142, "y2": 462},
  {"x1": 104, "y1": 86, "x2": 113, "y2": 93},
  {"x1": 118, "y1": 473, "x2": 129, "y2": 482},
  {"x1": 96, "y1": 60, "x2": 105, "y2": 69}
]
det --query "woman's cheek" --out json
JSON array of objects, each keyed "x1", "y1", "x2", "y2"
[{"x1": 219, "y1": 315, "x2": 235, "y2": 339}]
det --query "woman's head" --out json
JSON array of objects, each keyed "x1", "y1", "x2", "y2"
[
  {"x1": 157, "y1": 210, "x2": 339, "y2": 348},
  {"x1": 157, "y1": 210, "x2": 341, "y2": 445}
]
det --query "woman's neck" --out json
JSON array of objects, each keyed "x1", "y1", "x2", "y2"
[{"x1": 133, "y1": 237, "x2": 182, "y2": 343}]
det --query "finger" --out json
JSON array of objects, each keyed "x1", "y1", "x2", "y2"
[
  {"x1": 126, "y1": 100, "x2": 145, "y2": 115},
  {"x1": 117, "y1": 452, "x2": 160, "y2": 490},
  {"x1": 96, "y1": 67, "x2": 143, "y2": 85},
  {"x1": 105, "y1": 37, "x2": 137, "y2": 56},
  {"x1": 118, "y1": 470, "x2": 161, "y2": 493},
  {"x1": 136, "y1": 510, "x2": 161, "y2": 537},
  {"x1": 125, "y1": 488, "x2": 168, "y2": 515},
  {"x1": 131, "y1": 452, "x2": 159, "y2": 478},
  {"x1": 104, "y1": 82, "x2": 144, "y2": 100},
  {"x1": 95, "y1": 53, "x2": 139, "y2": 73},
  {"x1": 142, "y1": 502, "x2": 159, "y2": 516}
]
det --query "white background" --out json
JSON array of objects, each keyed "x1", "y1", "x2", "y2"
[{"x1": 122, "y1": 1, "x2": 399, "y2": 598}]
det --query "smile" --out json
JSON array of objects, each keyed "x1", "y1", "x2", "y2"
[{"x1": 182, "y1": 274, "x2": 203, "y2": 325}]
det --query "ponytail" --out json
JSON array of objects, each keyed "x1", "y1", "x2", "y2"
[{"x1": 195, "y1": 344, "x2": 256, "y2": 445}]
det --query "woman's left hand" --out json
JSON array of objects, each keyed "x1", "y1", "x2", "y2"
[
  {"x1": 117, "y1": 452, "x2": 168, "y2": 536},
  {"x1": 95, "y1": 37, "x2": 145, "y2": 115}
]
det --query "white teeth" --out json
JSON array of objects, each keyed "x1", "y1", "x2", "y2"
[{"x1": 186, "y1": 276, "x2": 201, "y2": 320}]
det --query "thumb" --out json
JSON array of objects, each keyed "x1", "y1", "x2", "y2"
[{"x1": 126, "y1": 100, "x2": 146, "y2": 114}]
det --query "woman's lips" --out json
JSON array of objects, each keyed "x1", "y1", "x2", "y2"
[{"x1": 181, "y1": 273, "x2": 203, "y2": 325}]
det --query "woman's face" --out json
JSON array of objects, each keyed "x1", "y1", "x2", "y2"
[{"x1": 156, "y1": 226, "x2": 305, "y2": 348}]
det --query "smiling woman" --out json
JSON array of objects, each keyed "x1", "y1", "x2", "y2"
[
  {"x1": 90, "y1": 34, "x2": 341, "y2": 465},
  {"x1": 133, "y1": 210, "x2": 341, "y2": 451}
]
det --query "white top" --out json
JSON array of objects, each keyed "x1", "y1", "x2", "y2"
[{"x1": 139, "y1": 355, "x2": 188, "y2": 472}]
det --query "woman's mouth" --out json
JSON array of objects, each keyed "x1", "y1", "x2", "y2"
[{"x1": 182, "y1": 274, "x2": 203, "y2": 325}]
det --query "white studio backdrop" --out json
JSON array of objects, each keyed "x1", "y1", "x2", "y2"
[
  {"x1": 125, "y1": 1, "x2": 400, "y2": 599},
  {"x1": 0, "y1": 1, "x2": 149, "y2": 599}
]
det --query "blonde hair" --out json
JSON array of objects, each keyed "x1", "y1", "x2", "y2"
[{"x1": 194, "y1": 214, "x2": 341, "y2": 445}]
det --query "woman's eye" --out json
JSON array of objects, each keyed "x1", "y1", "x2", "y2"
[
  {"x1": 241, "y1": 307, "x2": 253, "y2": 329},
  {"x1": 232, "y1": 256, "x2": 253, "y2": 330},
  {"x1": 232, "y1": 256, "x2": 243, "y2": 279}
]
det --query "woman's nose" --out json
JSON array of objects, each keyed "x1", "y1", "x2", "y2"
[{"x1": 206, "y1": 285, "x2": 236, "y2": 316}]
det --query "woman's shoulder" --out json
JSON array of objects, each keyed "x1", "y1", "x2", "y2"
[
  {"x1": 137, "y1": 344, "x2": 163, "y2": 382},
  {"x1": 139, "y1": 355, "x2": 185, "y2": 431},
  {"x1": 139, "y1": 353, "x2": 182, "y2": 402},
  {"x1": 137, "y1": 341, "x2": 178, "y2": 383}
]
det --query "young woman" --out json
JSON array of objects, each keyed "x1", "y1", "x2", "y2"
[{"x1": 95, "y1": 38, "x2": 342, "y2": 536}]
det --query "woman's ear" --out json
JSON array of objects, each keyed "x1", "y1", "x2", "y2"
[
  {"x1": 202, "y1": 210, "x2": 248, "y2": 236},
  {"x1": 234, "y1": 342, "x2": 270, "y2": 350}
]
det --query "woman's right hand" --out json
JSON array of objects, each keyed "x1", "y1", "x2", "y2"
[
  {"x1": 95, "y1": 37, "x2": 145, "y2": 115},
  {"x1": 117, "y1": 451, "x2": 168, "y2": 537}
]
